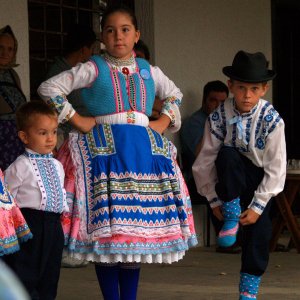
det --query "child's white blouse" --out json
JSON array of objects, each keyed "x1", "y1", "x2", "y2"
[{"x1": 192, "y1": 98, "x2": 286, "y2": 215}]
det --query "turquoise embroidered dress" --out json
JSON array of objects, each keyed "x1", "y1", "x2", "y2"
[{"x1": 38, "y1": 54, "x2": 198, "y2": 263}]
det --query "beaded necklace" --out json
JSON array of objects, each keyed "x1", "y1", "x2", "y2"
[{"x1": 103, "y1": 52, "x2": 135, "y2": 67}]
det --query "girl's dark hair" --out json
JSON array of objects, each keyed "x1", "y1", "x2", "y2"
[
  {"x1": 16, "y1": 101, "x2": 57, "y2": 131},
  {"x1": 101, "y1": 4, "x2": 138, "y2": 30}
]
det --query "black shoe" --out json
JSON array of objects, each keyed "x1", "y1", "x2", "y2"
[{"x1": 216, "y1": 245, "x2": 242, "y2": 254}]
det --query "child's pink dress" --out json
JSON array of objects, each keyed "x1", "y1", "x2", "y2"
[{"x1": 0, "y1": 169, "x2": 32, "y2": 256}]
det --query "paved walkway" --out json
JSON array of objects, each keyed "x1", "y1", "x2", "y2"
[{"x1": 57, "y1": 247, "x2": 300, "y2": 300}]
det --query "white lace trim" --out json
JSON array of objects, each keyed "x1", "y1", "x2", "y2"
[{"x1": 65, "y1": 250, "x2": 186, "y2": 264}]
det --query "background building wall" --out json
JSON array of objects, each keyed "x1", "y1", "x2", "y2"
[{"x1": 137, "y1": 0, "x2": 272, "y2": 145}]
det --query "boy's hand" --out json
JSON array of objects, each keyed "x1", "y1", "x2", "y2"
[
  {"x1": 69, "y1": 113, "x2": 96, "y2": 133},
  {"x1": 212, "y1": 206, "x2": 224, "y2": 221},
  {"x1": 239, "y1": 208, "x2": 260, "y2": 225},
  {"x1": 149, "y1": 114, "x2": 170, "y2": 134}
]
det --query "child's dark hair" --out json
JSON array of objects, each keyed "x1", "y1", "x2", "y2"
[
  {"x1": 134, "y1": 40, "x2": 150, "y2": 61},
  {"x1": 101, "y1": 4, "x2": 138, "y2": 31},
  {"x1": 16, "y1": 101, "x2": 57, "y2": 131},
  {"x1": 64, "y1": 23, "x2": 96, "y2": 55}
]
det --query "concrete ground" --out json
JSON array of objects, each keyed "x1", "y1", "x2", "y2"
[{"x1": 56, "y1": 246, "x2": 300, "y2": 300}]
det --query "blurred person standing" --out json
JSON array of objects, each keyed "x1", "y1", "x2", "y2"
[{"x1": 0, "y1": 25, "x2": 26, "y2": 170}]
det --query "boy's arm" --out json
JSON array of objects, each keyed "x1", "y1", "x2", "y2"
[
  {"x1": 249, "y1": 121, "x2": 286, "y2": 215},
  {"x1": 4, "y1": 162, "x2": 23, "y2": 199},
  {"x1": 192, "y1": 120, "x2": 223, "y2": 208}
]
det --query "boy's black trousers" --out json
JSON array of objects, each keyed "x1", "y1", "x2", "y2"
[
  {"x1": 215, "y1": 146, "x2": 273, "y2": 276},
  {"x1": 4, "y1": 208, "x2": 64, "y2": 300}
]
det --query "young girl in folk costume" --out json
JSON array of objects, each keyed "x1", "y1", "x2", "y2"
[
  {"x1": 0, "y1": 168, "x2": 32, "y2": 257},
  {"x1": 38, "y1": 4, "x2": 197, "y2": 299}
]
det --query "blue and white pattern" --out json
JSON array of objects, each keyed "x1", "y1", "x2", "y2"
[
  {"x1": 209, "y1": 99, "x2": 282, "y2": 153},
  {"x1": 239, "y1": 272, "x2": 261, "y2": 299},
  {"x1": 24, "y1": 151, "x2": 67, "y2": 213},
  {"x1": 0, "y1": 174, "x2": 13, "y2": 209},
  {"x1": 78, "y1": 124, "x2": 188, "y2": 237}
]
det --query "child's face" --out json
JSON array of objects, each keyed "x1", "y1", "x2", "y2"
[
  {"x1": 228, "y1": 80, "x2": 268, "y2": 114},
  {"x1": 19, "y1": 114, "x2": 58, "y2": 154},
  {"x1": 101, "y1": 11, "x2": 140, "y2": 60}
]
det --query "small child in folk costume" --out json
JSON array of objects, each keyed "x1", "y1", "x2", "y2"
[
  {"x1": 193, "y1": 50, "x2": 286, "y2": 299},
  {"x1": 4, "y1": 101, "x2": 68, "y2": 300}
]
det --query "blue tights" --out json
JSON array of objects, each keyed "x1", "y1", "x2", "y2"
[{"x1": 95, "y1": 263, "x2": 141, "y2": 300}]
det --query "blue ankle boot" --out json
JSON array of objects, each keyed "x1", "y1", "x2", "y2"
[
  {"x1": 217, "y1": 198, "x2": 241, "y2": 248},
  {"x1": 239, "y1": 272, "x2": 261, "y2": 299}
]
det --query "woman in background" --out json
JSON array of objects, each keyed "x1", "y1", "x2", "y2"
[{"x1": 0, "y1": 25, "x2": 26, "y2": 170}]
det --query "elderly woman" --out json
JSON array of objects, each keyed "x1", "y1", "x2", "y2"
[{"x1": 0, "y1": 25, "x2": 26, "y2": 170}]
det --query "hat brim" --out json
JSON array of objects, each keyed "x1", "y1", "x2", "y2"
[{"x1": 222, "y1": 66, "x2": 276, "y2": 83}]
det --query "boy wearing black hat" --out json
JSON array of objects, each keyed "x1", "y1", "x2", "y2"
[{"x1": 193, "y1": 50, "x2": 286, "y2": 300}]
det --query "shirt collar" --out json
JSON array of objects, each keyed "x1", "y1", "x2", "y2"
[{"x1": 24, "y1": 148, "x2": 53, "y2": 159}]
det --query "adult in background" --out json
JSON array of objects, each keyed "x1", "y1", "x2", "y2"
[
  {"x1": 45, "y1": 23, "x2": 96, "y2": 268},
  {"x1": 45, "y1": 23, "x2": 97, "y2": 145},
  {"x1": 0, "y1": 25, "x2": 26, "y2": 170},
  {"x1": 180, "y1": 80, "x2": 229, "y2": 179},
  {"x1": 180, "y1": 81, "x2": 240, "y2": 253}
]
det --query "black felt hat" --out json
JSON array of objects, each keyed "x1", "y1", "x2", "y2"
[{"x1": 222, "y1": 50, "x2": 276, "y2": 82}]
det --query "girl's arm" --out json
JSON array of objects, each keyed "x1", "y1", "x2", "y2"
[
  {"x1": 38, "y1": 61, "x2": 97, "y2": 133},
  {"x1": 150, "y1": 66, "x2": 183, "y2": 134}
]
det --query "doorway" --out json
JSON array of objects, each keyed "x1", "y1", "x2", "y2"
[{"x1": 272, "y1": 0, "x2": 300, "y2": 159}]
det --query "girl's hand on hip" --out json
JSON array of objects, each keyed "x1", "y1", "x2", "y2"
[
  {"x1": 149, "y1": 114, "x2": 170, "y2": 134},
  {"x1": 69, "y1": 113, "x2": 96, "y2": 133}
]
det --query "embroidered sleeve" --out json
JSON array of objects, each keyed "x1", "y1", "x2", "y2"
[
  {"x1": 161, "y1": 96, "x2": 181, "y2": 132},
  {"x1": 249, "y1": 118, "x2": 286, "y2": 214},
  {"x1": 151, "y1": 66, "x2": 183, "y2": 132},
  {"x1": 38, "y1": 61, "x2": 97, "y2": 124},
  {"x1": 208, "y1": 103, "x2": 227, "y2": 142},
  {"x1": 192, "y1": 119, "x2": 223, "y2": 207},
  {"x1": 45, "y1": 94, "x2": 75, "y2": 124}
]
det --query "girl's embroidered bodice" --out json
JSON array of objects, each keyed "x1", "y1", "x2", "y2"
[{"x1": 81, "y1": 56, "x2": 155, "y2": 117}]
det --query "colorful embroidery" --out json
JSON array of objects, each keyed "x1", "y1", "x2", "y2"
[
  {"x1": 46, "y1": 94, "x2": 66, "y2": 113},
  {"x1": 0, "y1": 179, "x2": 13, "y2": 205},
  {"x1": 146, "y1": 127, "x2": 170, "y2": 157},
  {"x1": 126, "y1": 110, "x2": 136, "y2": 124},
  {"x1": 25, "y1": 152, "x2": 66, "y2": 213},
  {"x1": 85, "y1": 124, "x2": 116, "y2": 157},
  {"x1": 111, "y1": 70, "x2": 124, "y2": 113}
]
